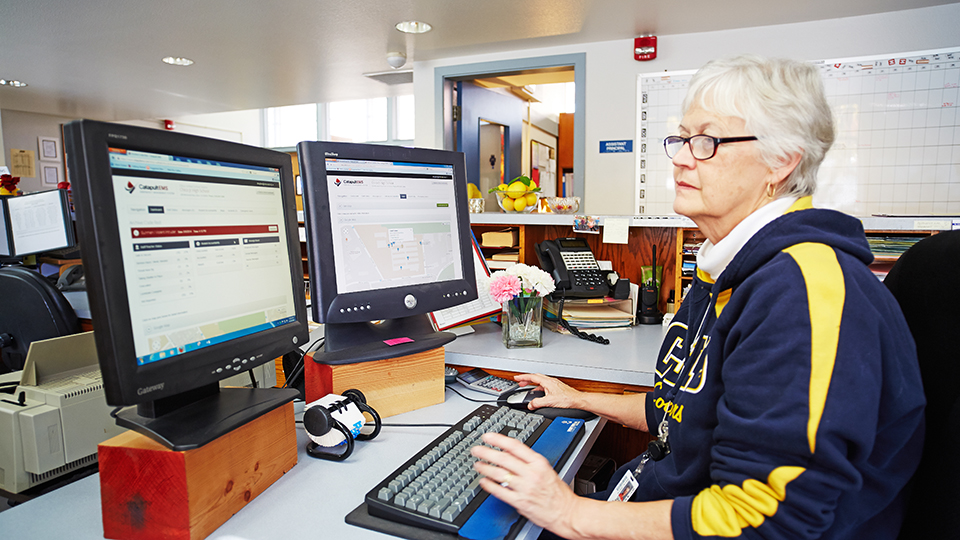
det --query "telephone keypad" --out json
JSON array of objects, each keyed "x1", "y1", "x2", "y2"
[{"x1": 571, "y1": 269, "x2": 605, "y2": 291}]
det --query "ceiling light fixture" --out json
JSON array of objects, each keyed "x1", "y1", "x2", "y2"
[
  {"x1": 395, "y1": 20, "x2": 432, "y2": 34},
  {"x1": 0, "y1": 79, "x2": 28, "y2": 88},
  {"x1": 162, "y1": 56, "x2": 195, "y2": 66}
]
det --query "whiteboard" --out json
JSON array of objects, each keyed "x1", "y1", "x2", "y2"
[{"x1": 637, "y1": 48, "x2": 960, "y2": 217}]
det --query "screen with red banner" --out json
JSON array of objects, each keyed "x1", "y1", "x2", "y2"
[{"x1": 108, "y1": 147, "x2": 298, "y2": 365}]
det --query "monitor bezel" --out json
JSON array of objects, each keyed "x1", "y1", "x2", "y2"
[
  {"x1": 1, "y1": 189, "x2": 75, "y2": 257},
  {"x1": 65, "y1": 120, "x2": 309, "y2": 407},
  {"x1": 297, "y1": 141, "x2": 477, "y2": 326}
]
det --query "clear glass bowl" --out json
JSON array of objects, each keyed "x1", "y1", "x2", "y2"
[
  {"x1": 495, "y1": 191, "x2": 540, "y2": 213},
  {"x1": 544, "y1": 196, "x2": 580, "y2": 214}
]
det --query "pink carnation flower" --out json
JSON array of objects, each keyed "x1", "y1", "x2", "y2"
[{"x1": 489, "y1": 273, "x2": 522, "y2": 303}]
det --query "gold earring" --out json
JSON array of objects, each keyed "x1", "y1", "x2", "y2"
[{"x1": 766, "y1": 183, "x2": 776, "y2": 199}]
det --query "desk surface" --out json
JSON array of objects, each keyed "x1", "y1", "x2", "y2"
[
  {"x1": 0, "y1": 388, "x2": 604, "y2": 540},
  {"x1": 447, "y1": 321, "x2": 667, "y2": 388}
]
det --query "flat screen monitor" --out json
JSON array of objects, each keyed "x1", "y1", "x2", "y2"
[
  {"x1": 297, "y1": 141, "x2": 476, "y2": 364},
  {"x1": 0, "y1": 189, "x2": 75, "y2": 257},
  {"x1": 64, "y1": 120, "x2": 308, "y2": 450}
]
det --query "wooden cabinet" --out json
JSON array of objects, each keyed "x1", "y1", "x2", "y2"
[
  {"x1": 864, "y1": 230, "x2": 937, "y2": 280},
  {"x1": 674, "y1": 228, "x2": 703, "y2": 309},
  {"x1": 470, "y1": 220, "x2": 676, "y2": 312},
  {"x1": 672, "y1": 226, "x2": 938, "y2": 308}
]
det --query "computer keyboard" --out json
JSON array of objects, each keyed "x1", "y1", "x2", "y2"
[{"x1": 365, "y1": 404, "x2": 585, "y2": 539}]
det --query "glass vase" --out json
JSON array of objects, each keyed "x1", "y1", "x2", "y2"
[{"x1": 502, "y1": 296, "x2": 543, "y2": 349}]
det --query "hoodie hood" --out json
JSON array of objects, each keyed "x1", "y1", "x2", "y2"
[{"x1": 713, "y1": 203, "x2": 873, "y2": 291}]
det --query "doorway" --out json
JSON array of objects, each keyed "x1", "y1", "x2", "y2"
[{"x1": 435, "y1": 53, "x2": 586, "y2": 204}]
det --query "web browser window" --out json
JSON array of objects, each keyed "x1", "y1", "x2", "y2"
[
  {"x1": 324, "y1": 158, "x2": 463, "y2": 294},
  {"x1": 109, "y1": 148, "x2": 297, "y2": 366}
]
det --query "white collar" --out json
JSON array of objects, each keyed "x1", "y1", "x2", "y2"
[{"x1": 696, "y1": 196, "x2": 799, "y2": 281}]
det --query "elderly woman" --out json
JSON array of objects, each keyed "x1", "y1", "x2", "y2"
[{"x1": 471, "y1": 55, "x2": 925, "y2": 539}]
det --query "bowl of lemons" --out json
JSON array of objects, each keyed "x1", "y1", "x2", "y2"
[{"x1": 491, "y1": 176, "x2": 541, "y2": 213}]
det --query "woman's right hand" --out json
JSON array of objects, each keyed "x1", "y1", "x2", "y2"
[{"x1": 514, "y1": 373, "x2": 584, "y2": 411}]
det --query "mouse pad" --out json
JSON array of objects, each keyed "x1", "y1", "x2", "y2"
[{"x1": 345, "y1": 502, "x2": 528, "y2": 540}]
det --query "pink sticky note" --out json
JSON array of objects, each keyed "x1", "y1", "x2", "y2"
[{"x1": 383, "y1": 337, "x2": 414, "y2": 346}]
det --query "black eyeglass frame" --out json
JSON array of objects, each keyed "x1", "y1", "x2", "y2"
[{"x1": 663, "y1": 135, "x2": 758, "y2": 160}]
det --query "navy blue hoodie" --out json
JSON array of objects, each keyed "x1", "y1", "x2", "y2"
[{"x1": 637, "y1": 198, "x2": 925, "y2": 539}]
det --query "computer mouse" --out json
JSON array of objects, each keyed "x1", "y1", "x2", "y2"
[{"x1": 498, "y1": 386, "x2": 597, "y2": 420}]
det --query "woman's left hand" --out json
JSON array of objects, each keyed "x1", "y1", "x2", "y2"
[{"x1": 470, "y1": 431, "x2": 580, "y2": 533}]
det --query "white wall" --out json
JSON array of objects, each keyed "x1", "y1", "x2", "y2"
[
  {"x1": 0, "y1": 108, "x2": 262, "y2": 194},
  {"x1": 119, "y1": 109, "x2": 262, "y2": 145},
  {"x1": 414, "y1": 3, "x2": 960, "y2": 215},
  {"x1": 0, "y1": 109, "x2": 76, "y2": 193}
]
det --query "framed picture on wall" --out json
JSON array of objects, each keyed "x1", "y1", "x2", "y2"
[
  {"x1": 42, "y1": 163, "x2": 62, "y2": 185},
  {"x1": 38, "y1": 136, "x2": 61, "y2": 161}
]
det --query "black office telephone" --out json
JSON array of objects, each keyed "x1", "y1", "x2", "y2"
[
  {"x1": 535, "y1": 238, "x2": 609, "y2": 299},
  {"x1": 534, "y1": 237, "x2": 610, "y2": 345}
]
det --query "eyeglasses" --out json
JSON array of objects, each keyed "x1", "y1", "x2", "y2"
[{"x1": 663, "y1": 134, "x2": 758, "y2": 160}]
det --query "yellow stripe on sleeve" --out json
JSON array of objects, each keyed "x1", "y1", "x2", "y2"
[
  {"x1": 691, "y1": 467, "x2": 806, "y2": 537},
  {"x1": 782, "y1": 243, "x2": 845, "y2": 454}
]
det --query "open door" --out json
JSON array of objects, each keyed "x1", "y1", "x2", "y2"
[{"x1": 456, "y1": 81, "x2": 523, "y2": 197}]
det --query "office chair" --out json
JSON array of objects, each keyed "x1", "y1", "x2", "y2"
[
  {"x1": 884, "y1": 230, "x2": 960, "y2": 540},
  {"x1": 0, "y1": 266, "x2": 81, "y2": 373}
]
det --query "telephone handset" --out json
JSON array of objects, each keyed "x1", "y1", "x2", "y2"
[{"x1": 535, "y1": 238, "x2": 609, "y2": 299}]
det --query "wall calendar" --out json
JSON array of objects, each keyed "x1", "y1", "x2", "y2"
[{"x1": 637, "y1": 48, "x2": 960, "y2": 217}]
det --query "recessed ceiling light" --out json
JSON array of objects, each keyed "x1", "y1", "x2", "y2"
[
  {"x1": 162, "y1": 56, "x2": 194, "y2": 66},
  {"x1": 395, "y1": 20, "x2": 432, "y2": 34},
  {"x1": 0, "y1": 79, "x2": 28, "y2": 88}
]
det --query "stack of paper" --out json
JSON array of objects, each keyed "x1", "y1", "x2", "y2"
[{"x1": 543, "y1": 291, "x2": 637, "y2": 334}]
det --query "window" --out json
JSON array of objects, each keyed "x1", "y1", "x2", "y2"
[
  {"x1": 261, "y1": 96, "x2": 412, "y2": 148},
  {"x1": 396, "y1": 95, "x2": 415, "y2": 141},
  {"x1": 264, "y1": 104, "x2": 318, "y2": 148},
  {"x1": 328, "y1": 98, "x2": 387, "y2": 143}
]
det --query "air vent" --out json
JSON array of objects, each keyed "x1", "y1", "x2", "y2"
[
  {"x1": 363, "y1": 70, "x2": 413, "y2": 85},
  {"x1": 29, "y1": 453, "x2": 97, "y2": 483},
  {"x1": 64, "y1": 383, "x2": 103, "y2": 400}
]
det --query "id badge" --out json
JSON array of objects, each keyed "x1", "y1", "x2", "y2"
[{"x1": 607, "y1": 470, "x2": 639, "y2": 502}]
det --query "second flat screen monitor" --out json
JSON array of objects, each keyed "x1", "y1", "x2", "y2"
[{"x1": 298, "y1": 142, "x2": 476, "y2": 364}]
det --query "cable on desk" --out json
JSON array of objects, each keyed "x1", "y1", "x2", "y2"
[
  {"x1": 281, "y1": 336, "x2": 325, "y2": 390},
  {"x1": 444, "y1": 384, "x2": 499, "y2": 403},
  {"x1": 556, "y1": 294, "x2": 610, "y2": 345},
  {"x1": 294, "y1": 418, "x2": 454, "y2": 429}
]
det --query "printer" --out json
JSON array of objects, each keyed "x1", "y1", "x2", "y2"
[
  {"x1": 0, "y1": 332, "x2": 123, "y2": 495},
  {"x1": 0, "y1": 330, "x2": 279, "y2": 496}
]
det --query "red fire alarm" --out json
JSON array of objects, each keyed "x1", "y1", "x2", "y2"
[
  {"x1": 164, "y1": 119, "x2": 176, "y2": 130},
  {"x1": 634, "y1": 35, "x2": 657, "y2": 61}
]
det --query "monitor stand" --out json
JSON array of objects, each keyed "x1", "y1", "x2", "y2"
[
  {"x1": 311, "y1": 314, "x2": 456, "y2": 365},
  {"x1": 115, "y1": 383, "x2": 298, "y2": 451}
]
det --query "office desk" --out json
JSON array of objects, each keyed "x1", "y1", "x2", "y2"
[
  {"x1": 0, "y1": 387, "x2": 604, "y2": 540},
  {"x1": 447, "y1": 321, "x2": 667, "y2": 388}
]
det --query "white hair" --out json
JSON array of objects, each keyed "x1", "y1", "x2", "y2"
[{"x1": 682, "y1": 55, "x2": 835, "y2": 197}]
